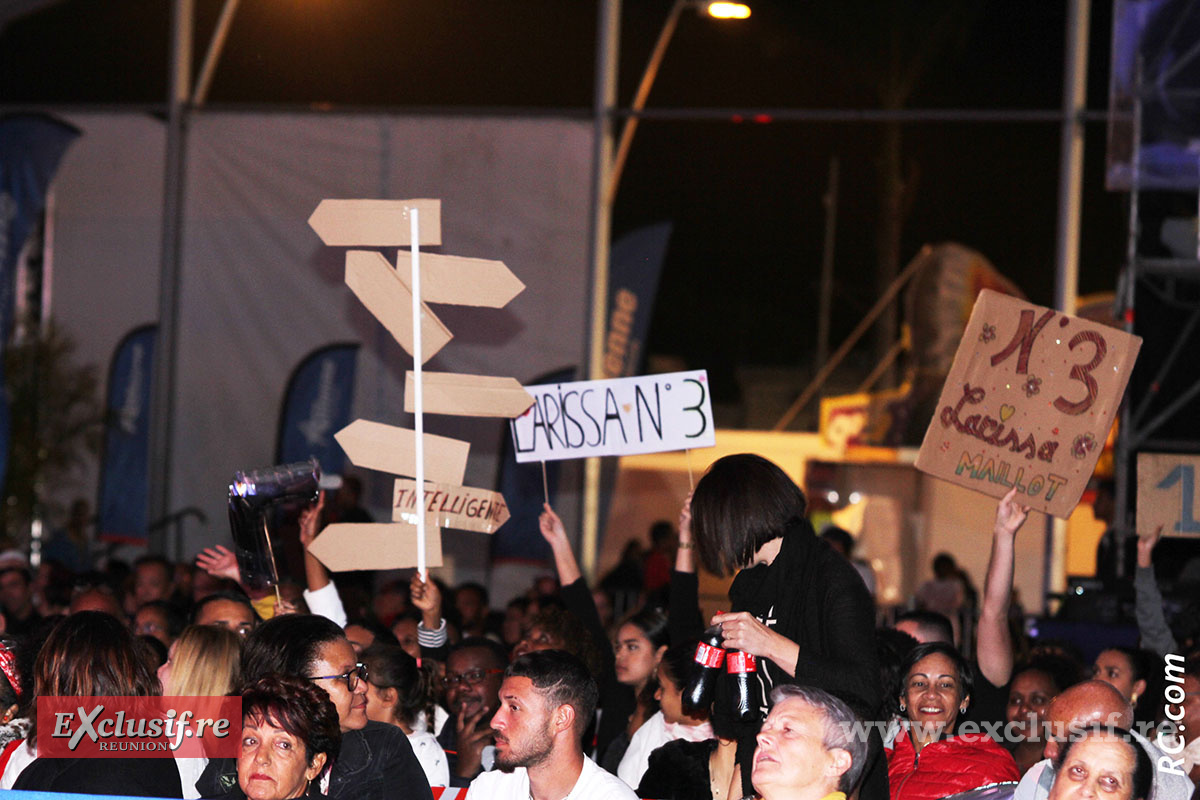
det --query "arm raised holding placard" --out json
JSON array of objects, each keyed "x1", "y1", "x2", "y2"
[{"x1": 976, "y1": 486, "x2": 1029, "y2": 688}]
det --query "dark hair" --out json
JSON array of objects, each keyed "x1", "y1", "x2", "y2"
[
  {"x1": 658, "y1": 640, "x2": 698, "y2": 689},
  {"x1": 620, "y1": 606, "x2": 670, "y2": 650},
  {"x1": 192, "y1": 590, "x2": 260, "y2": 626},
  {"x1": 649, "y1": 521, "x2": 674, "y2": 546},
  {"x1": 931, "y1": 553, "x2": 957, "y2": 578},
  {"x1": 899, "y1": 642, "x2": 974, "y2": 721},
  {"x1": 1052, "y1": 725, "x2": 1153, "y2": 800},
  {"x1": 243, "y1": 614, "x2": 347, "y2": 686},
  {"x1": 506, "y1": 650, "x2": 599, "y2": 736},
  {"x1": 1099, "y1": 646, "x2": 1151, "y2": 682},
  {"x1": 242, "y1": 674, "x2": 341, "y2": 778},
  {"x1": 133, "y1": 554, "x2": 173, "y2": 577},
  {"x1": 876, "y1": 627, "x2": 919, "y2": 718},
  {"x1": 137, "y1": 600, "x2": 186, "y2": 639},
  {"x1": 30, "y1": 611, "x2": 160, "y2": 746},
  {"x1": 820, "y1": 527, "x2": 856, "y2": 557},
  {"x1": 362, "y1": 643, "x2": 436, "y2": 728},
  {"x1": 894, "y1": 610, "x2": 954, "y2": 644},
  {"x1": 690, "y1": 454, "x2": 807, "y2": 576},
  {"x1": 0, "y1": 566, "x2": 31, "y2": 586},
  {"x1": 345, "y1": 618, "x2": 400, "y2": 648},
  {"x1": 524, "y1": 607, "x2": 604, "y2": 677},
  {"x1": 137, "y1": 635, "x2": 169, "y2": 669},
  {"x1": 770, "y1": 684, "x2": 868, "y2": 795},
  {"x1": 456, "y1": 582, "x2": 489, "y2": 607},
  {"x1": 1016, "y1": 653, "x2": 1085, "y2": 695},
  {"x1": 449, "y1": 637, "x2": 510, "y2": 670}
]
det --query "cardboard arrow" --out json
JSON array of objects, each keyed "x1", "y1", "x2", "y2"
[
  {"x1": 307, "y1": 523, "x2": 443, "y2": 571},
  {"x1": 335, "y1": 419, "x2": 469, "y2": 485},
  {"x1": 392, "y1": 478, "x2": 510, "y2": 533},
  {"x1": 404, "y1": 372, "x2": 534, "y2": 418},
  {"x1": 309, "y1": 199, "x2": 442, "y2": 246},
  {"x1": 393, "y1": 251, "x2": 525, "y2": 308},
  {"x1": 346, "y1": 250, "x2": 452, "y2": 363}
]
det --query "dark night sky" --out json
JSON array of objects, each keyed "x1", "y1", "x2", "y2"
[{"x1": 0, "y1": 0, "x2": 1128, "y2": 407}]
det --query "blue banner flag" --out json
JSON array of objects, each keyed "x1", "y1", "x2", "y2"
[
  {"x1": 602, "y1": 222, "x2": 672, "y2": 378},
  {"x1": 598, "y1": 223, "x2": 673, "y2": 542},
  {"x1": 276, "y1": 343, "x2": 359, "y2": 474},
  {"x1": 492, "y1": 367, "x2": 575, "y2": 563},
  {"x1": 0, "y1": 114, "x2": 80, "y2": 495},
  {"x1": 97, "y1": 325, "x2": 157, "y2": 544}
]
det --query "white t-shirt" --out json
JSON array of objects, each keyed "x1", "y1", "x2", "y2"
[
  {"x1": 466, "y1": 754, "x2": 637, "y2": 800},
  {"x1": 0, "y1": 740, "x2": 34, "y2": 789},
  {"x1": 616, "y1": 710, "x2": 714, "y2": 790},
  {"x1": 408, "y1": 730, "x2": 450, "y2": 788}
]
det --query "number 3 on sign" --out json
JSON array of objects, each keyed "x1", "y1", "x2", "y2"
[{"x1": 1157, "y1": 465, "x2": 1200, "y2": 534}]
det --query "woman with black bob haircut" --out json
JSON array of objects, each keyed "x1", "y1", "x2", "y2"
[
  {"x1": 688, "y1": 454, "x2": 883, "y2": 800},
  {"x1": 197, "y1": 615, "x2": 432, "y2": 800}
]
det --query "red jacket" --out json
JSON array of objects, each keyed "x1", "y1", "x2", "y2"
[{"x1": 886, "y1": 727, "x2": 1019, "y2": 800}]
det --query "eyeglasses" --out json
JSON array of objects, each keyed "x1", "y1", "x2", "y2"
[
  {"x1": 309, "y1": 663, "x2": 368, "y2": 692},
  {"x1": 444, "y1": 668, "x2": 504, "y2": 688}
]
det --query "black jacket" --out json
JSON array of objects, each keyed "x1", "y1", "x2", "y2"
[
  {"x1": 198, "y1": 721, "x2": 432, "y2": 800},
  {"x1": 15, "y1": 755, "x2": 183, "y2": 796},
  {"x1": 723, "y1": 519, "x2": 884, "y2": 800}
]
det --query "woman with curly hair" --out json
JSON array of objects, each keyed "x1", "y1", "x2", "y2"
[{"x1": 216, "y1": 675, "x2": 341, "y2": 800}]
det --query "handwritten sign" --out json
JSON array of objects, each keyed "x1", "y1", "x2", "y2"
[
  {"x1": 1137, "y1": 453, "x2": 1200, "y2": 538},
  {"x1": 392, "y1": 479, "x2": 510, "y2": 534},
  {"x1": 915, "y1": 290, "x2": 1141, "y2": 518},
  {"x1": 510, "y1": 370, "x2": 715, "y2": 463}
]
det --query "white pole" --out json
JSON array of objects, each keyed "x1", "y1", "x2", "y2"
[
  {"x1": 1046, "y1": 0, "x2": 1090, "y2": 611},
  {"x1": 411, "y1": 209, "x2": 426, "y2": 579}
]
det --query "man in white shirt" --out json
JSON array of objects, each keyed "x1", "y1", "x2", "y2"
[{"x1": 466, "y1": 650, "x2": 637, "y2": 800}]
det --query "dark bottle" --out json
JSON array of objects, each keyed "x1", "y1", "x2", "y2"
[
  {"x1": 682, "y1": 624, "x2": 725, "y2": 714},
  {"x1": 726, "y1": 649, "x2": 760, "y2": 723}
]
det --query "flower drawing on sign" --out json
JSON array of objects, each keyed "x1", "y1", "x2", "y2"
[
  {"x1": 1023, "y1": 375, "x2": 1042, "y2": 397},
  {"x1": 1070, "y1": 432, "x2": 1097, "y2": 460},
  {"x1": 979, "y1": 324, "x2": 997, "y2": 343}
]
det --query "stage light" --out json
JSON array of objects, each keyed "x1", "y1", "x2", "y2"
[{"x1": 705, "y1": 2, "x2": 751, "y2": 19}]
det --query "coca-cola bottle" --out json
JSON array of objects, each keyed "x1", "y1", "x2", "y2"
[
  {"x1": 682, "y1": 624, "x2": 725, "y2": 714},
  {"x1": 726, "y1": 649, "x2": 760, "y2": 723}
]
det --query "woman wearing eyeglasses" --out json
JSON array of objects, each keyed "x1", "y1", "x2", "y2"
[{"x1": 197, "y1": 614, "x2": 433, "y2": 800}]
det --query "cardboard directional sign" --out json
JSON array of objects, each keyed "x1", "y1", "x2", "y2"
[
  {"x1": 404, "y1": 372, "x2": 534, "y2": 419},
  {"x1": 346, "y1": 250, "x2": 452, "y2": 363},
  {"x1": 392, "y1": 479, "x2": 510, "y2": 533},
  {"x1": 308, "y1": 523, "x2": 443, "y2": 572},
  {"x1": 1137, "y1": 453, "x2": 1200, "y2": 538},
  {"x1": 309, "y1": 199, "x2": 442, "y2": 246},
  {"x1": 915, "y1": 290, "x2": 1141, "y2": 518},
  {"x1": 393, "y1": 251, "x2": 525, "y2": 308},
  {"x1": 335, "y1": 419, "x2": 469, "y2": 485}
]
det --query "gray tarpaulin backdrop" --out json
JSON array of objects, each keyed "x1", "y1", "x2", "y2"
[{"x1": 48, "y1": 111, "x2": 592, "y2": 583}]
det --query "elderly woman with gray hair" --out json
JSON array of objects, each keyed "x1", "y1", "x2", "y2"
[{"x1": 751, "y1": 685, "x2": 868, "y2": 800}]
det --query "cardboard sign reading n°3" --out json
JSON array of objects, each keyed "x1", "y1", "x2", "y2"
[{"x1": 915, "y1": 290, "x2": 1141, "y2": 518}]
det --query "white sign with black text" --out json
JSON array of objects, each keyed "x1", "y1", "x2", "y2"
[{"x1": 510, "y1": 370, "x2": 715, "y2": 462}]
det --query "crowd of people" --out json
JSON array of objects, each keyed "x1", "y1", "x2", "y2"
[{"x1": 0, "y1": 453, "x2": 1194, "y2": 800}]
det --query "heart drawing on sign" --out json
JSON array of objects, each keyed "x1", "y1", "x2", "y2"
[{"x1": 999, "y1": 404, "x2": 1015, "y2": 422}]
